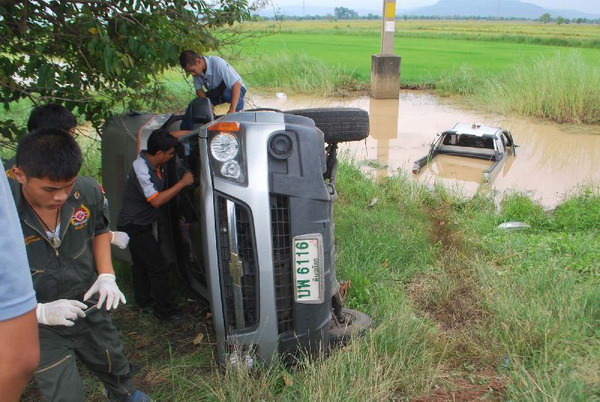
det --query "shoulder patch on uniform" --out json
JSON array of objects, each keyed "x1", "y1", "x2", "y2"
[
  {"x1": 71, "y1": 204, "x2": 90, "y2": 230},
  {"x1": 5, "y1": 168, "x2": 15, "y2": 179},
  {"x1": 24, "y1": 234, "x2": 41, "y2": 246}
]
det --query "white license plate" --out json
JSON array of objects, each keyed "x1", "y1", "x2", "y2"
[{"x1": 292, "y1": 234, "x2": 325, "y2": 304}]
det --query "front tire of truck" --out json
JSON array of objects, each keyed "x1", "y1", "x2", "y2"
[
  {"x1": 285, "y1": 108, "x2": 370, "y2": 143},
  {"x1": 329, "y1": 308, "x2": 372, "y2": 347}
]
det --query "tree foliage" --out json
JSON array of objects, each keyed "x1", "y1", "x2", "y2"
[
  {"x1": 0, "y1": 0, "x2": 261, "y2": 146},
  {"x1": 539, "y1": 13, "x2": 551, "y2": 24},
  {"x1": 333, "y1": 7, "x2": 358, "y2": 20}
]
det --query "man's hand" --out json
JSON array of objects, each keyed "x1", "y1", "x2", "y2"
[
  {"x1": 83, "y1": 274, "x2": 127, "y2": 311},
  {"x1": 180, "y1": 171, "x2": 194, "y2": 187},
  {"x1": 110, "y1": 231, "x2": 130, "y2": 249},
  {"x1": 36, "y1": 300, "x2": 87, "y2": 326}
]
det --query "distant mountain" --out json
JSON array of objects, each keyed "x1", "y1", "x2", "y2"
[
  {"x1": 398, "y1": 0, "x2": 600, "y2": 19},
  {"x1": 259, "y1": 0, "x2": 599, "y2": 19}
]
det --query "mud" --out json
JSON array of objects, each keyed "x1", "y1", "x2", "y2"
[{"x1": 249, "y1": 91, "x2": 600, "y2": 209}]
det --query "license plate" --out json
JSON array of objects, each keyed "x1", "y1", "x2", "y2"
[{"x1": 292, "y1": 234, "x2": 325, "y2": 304}]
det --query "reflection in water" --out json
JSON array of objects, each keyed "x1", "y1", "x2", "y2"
[
  {"x1": 249, "y1": 91, "x2": 600, "y2": 209},
  {"x1": 368, "y1": 99, "x2": 399, "y2": 180}
]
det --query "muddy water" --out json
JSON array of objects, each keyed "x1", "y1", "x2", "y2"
[{"x1": 248, "y1": 92, "x2": 600, "y2": 209}]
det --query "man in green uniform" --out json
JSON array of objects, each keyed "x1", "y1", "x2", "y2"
[
  {"x1": 9, "y1": 128, "x2": 149, "y2": 401},
  {"x1": 4, "y1": 103, "x2": 131, "y2": 249}
]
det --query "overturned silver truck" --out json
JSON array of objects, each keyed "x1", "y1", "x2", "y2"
[
  {"x1": 412, "y1": 123, "x2": 517, "y2": 182},
  {"x1": 102, "y1": 99, "x2": 371, "y2": 367}
]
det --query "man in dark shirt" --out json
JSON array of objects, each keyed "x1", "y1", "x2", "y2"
[{"x1": 117, "y1": 129, "x2": 193, "y2": 321}]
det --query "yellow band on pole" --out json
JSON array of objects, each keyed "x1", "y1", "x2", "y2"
[{"x1": 385, "y1": 2, "x2": 395, "y2": 19}]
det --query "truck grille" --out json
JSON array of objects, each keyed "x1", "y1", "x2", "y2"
[
  {"x1": 271, "y1": 194, "x2": 294, "y2": 334},
  {"x1": 216, "y1": 196, "x2": 258, "y2": 331}
]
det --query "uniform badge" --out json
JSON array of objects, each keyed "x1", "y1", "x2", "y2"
[
  {"x1": 74, "y1": 191, "x2": 80, "y2": 200},
  {"x1": 5, "y1": 168, "x2": 15, "y2": 179},
  {"x1": 71, "y1": 204, "x2": 90, "y2": 229}
]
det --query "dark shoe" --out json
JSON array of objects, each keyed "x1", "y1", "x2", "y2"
[
  {"x1": 104, "y1": 388, "x2": 150, "y2": 402},
  {"x1": 136, "y1": 300, "x2": 155, "y2": 310},
  {"x1": 153, "y1": 311, "x2": 184, "y2": 323}
]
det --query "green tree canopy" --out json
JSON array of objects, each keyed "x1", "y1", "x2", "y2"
[
  {"x1": 0, "y1": 0, "x2": 261, "y2": 146},
  {"x1": 539, "y1": 13, "x2": 551, "y2": 24},
  {"x1": 333, "y1": 7, "x2": 358, "y2": 20}
]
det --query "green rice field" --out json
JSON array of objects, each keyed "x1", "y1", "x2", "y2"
[{"x1": 235, "y1": 20, "x2": 600, "y2": 86}]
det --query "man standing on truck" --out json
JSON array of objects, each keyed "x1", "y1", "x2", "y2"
[
  {"x1": 179, "y1": 50, "x2": 246, "y2": 129},
  {"x1": 9, "y1": 129, "x2": 148, "y2": 401},
  {"x1": 117, "y1": 128, "x2": 194, "y2": 322}
]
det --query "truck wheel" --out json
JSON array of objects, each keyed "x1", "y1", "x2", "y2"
[
  {"x1": 330, "y1": 308, "x2": 372, "y2": 347},
  {"x1": 285, "y1": 108, "x2": 369, "y2": 143}
]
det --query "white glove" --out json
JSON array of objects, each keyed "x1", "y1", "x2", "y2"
[
  {"x1": 83, "y1": 273, "x2": 127, "y2": 311},
  {"x1": 111, "y1": 231, "x2": 130, "y2": 249},
  {"x1": 36, "y1": 300, "x2": 87, "y2": 326}
]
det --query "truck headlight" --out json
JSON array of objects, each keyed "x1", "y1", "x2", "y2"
[
  {"x1": 221, "y1": 160, "x2": 241, "y2": 179},
  {"x1": 208, "y1": 122, "x2": 246, "y2": 184},
  {"x1": 210, "y1": 133, "x2": 239, "y2": 162}
]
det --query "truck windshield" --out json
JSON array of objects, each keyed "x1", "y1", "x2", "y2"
[{"x1": 443, "y1": 134, "x2": 494, "y2": 149}]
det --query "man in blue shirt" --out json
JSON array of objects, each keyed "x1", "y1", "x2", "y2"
[
  {"x1": 178, "y1": 50, "x2": 246, "y2": 130},
  {"x1": 0, "y1": 160, "x2": 39, "y2": 401}
]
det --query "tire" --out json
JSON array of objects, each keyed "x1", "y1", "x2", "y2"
[
  {"x1": 330, "y1": 308, "x2": 372, "y2": 347},
  {"x1": 285, "y1": 108, "x2": 369, "y2": 143}
]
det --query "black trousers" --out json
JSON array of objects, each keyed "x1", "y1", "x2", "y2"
[{"x1": 118, "y1": 224, "x2": 177, "y2": 316}]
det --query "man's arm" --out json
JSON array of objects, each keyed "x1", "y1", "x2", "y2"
[
  {"x1": 0, "y1": 310, "x2": 39, "y2": 402},
  {"x1": 196, "y1": 88, "x2": 206, "y2": 98},
  {"x1": 228, "y1": 81, "x2": 242, "y2": 114},
  {"x1": 148, "y1": 171, "x2": 194, "y2": 208},
  {"x1": 92, "y1": 232, "x2": 114, "y2": 275},
  {"x1": 87, "y1": 231, "x2": 126, "y2": 310}
]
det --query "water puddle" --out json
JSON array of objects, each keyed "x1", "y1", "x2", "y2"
[{"x1": 249, "y1": 91, "x2": 600, "y2": 209}]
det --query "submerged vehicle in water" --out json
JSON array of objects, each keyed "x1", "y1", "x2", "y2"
[{"x1": 412, "y1": 123, "x2": 516, "y2": 182}]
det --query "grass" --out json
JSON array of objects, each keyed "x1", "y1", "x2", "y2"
[
  {"x1": 235, "y1": 20, "x2": 600, "y2": 85},
  {"x1": 242, "y1": 20, "x2": 600, "y2": 49},
  {"x1": 21, "y1": 161, "x2": 598, "y2": 400},
  {"x1": 229, "y1": 22, "x2": 600, "y2": 123},
  {"x1": 222, "y1": 19, "x2": 600, "y2": 123},
  {"x1": 438, "y1": 50, "x2": 600, "y2": 124},
  {"x1": 235, "y1": 52, "x2": 366, "y2": 96}
]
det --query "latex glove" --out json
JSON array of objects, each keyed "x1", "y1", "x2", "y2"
[
  {"x1": 83, "y1": 273, "x2": 127, "y2": 311},
  {"x1": 110, "y1": 231, "x2": 130, "y2": 249},
  {"x1": 36, "y1": 300, "x2": 87, "y2": 326}
]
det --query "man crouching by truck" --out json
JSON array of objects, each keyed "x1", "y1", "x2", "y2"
[
  {"x1": 117, "y1": 129, "x2": 194, "y2": 322},
  {"x1": 8, "y1": 129, "x2": 149, "y2": 401}
]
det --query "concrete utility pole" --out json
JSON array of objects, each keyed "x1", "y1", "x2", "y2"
[{"x1": 371, "y1": 0, "x2": 401, "y2": 99}]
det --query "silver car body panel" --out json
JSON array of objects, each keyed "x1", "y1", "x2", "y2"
[{"x1": 199, "y1": 112, "x2": 287, "y2": 362}]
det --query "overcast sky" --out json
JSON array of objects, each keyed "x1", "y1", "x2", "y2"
[{"x1": 270, "y1": 0, "x2": 600, "y2": 14}]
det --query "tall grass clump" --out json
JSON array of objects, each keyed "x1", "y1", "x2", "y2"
[
  {"x1": 435, "y1": 65, "x2": 487, "y2": 96},
  {"x1": 477, "y1": 51, "x2": 600, "y2": 124},
  {"x1": 237, "y1": 52, "x2": 365, "y2": 96}
]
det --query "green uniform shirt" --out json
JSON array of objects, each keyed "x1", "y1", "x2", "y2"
[{"x1": 9, "y1": 177, "x2": 110, "y2": 303}]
